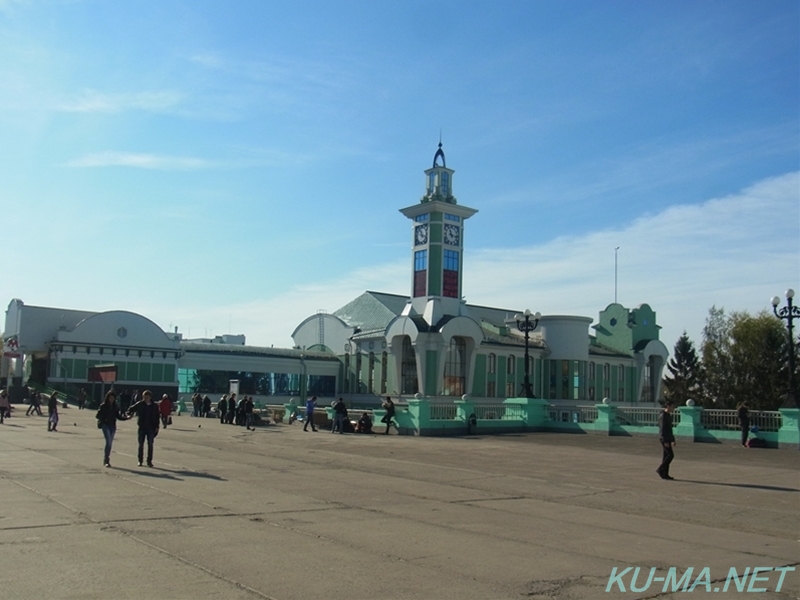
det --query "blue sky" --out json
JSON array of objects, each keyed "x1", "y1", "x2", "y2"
[{"x1": 1, "y1": 0, "x2": 798, "y2": 352}]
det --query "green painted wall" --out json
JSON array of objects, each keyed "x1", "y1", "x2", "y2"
[
  {"x1": 428, "y1": 248, "x2": 442, "y2": 295},
  {"x1": 425, "y1": 350, "x2": 438, "y2": 395},
  {"x1": 472, "y1": 354, "x2": 487, "y2": 396}
]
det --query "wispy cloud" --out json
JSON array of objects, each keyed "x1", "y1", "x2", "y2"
[
  {"x1": 58, "y1": 89, "x2": 183, "y2": 113},
  {"x1": 63, "y1": 152, "x2": 214, "y2": 170},
  {"x1": 62, "y1": 147, "x2": 315, "y2": 170}
]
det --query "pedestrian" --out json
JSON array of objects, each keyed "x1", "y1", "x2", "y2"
[
  {"x1": 355, "y1": 412, "x2": 373, "y2": 434},
  {"x1": 332, "y1": 397, "x2": 348, "y2": 434},
  {"x1": 202, "y1": 395, "x2": 211, "y2": 418},
  {"x1": 226, "y1": 393, "x2": 237, "y2": 424},
  {"x1": 26, "y1": 390, "x2": 42, "y2": 416},
  {"x1": 737, "y1": 401, "x2": 750, "y2": 447},
  {"x1": 0, "y1": 389, "x2": 10, "y2": 424},
  {"x1": 381, "y1": 396, "x2": 397, "y2": 435},
  {"x1": 218, "y1": 395, "x2": 228, "y2": 424},
  {"x1": 159, "y1": 394, "x2": 172, "y2": 428},
  {"x1": 77, "y1": 388, "x2": 87, "y2": 410},
  {"x1": 236, "y1": 395, "x2": 246, "y2": 426},
  {"x1": 245, "y1": 396, "x2": 255, "y2": 430},
  {"x1": 656, "y1": 401, "x2": 676, "y2": 480},
  {"x1": 303, "y1": 395, "x2": 317, "y2": 432},
  {"x1": 120, "y1": 389, "x2": 132, "y2": 412},
  {"x1": 127, "y1": 390, "x2": 160, "y2": 467},
  {"x1": 47, "y1": 392, "x2": 60, "y2": 432},
  {"x1": 96, "y1": 390, "x2": 128, "y2": 467}
]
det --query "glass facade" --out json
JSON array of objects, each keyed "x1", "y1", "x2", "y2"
[{"x1": 177, "y1": 368, "x2": 334, "y2": 397}]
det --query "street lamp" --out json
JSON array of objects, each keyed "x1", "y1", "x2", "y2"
[
  {"x1": 509, "y1": 309, "x2": 541, "y2": 398},
  {"x1": 771, "y1": 289, "x2": 799, "y2": 409}
]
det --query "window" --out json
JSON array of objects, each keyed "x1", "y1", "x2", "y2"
[
  {"x1": 443, "y1": 249, "x2": 459, "y2": 271},
  {"x1": 414, "y1": 250, "x2": 427, "y2": 298},
  {"x1": 444, "y1": 214, "x2": 461, "y2": 222},
  {"x1": 618, "y1": 388, "x2": 625, "y2": 402},
  {"x1": 506, "y1": 382, "x2": 515, "y2": 398},
  {"x1": 381, "y1": 352, "x2": 388, "y2": 394},
  {"x1": 443, "y1": 249, "x2": 459, "y2": 298},
  {"x1": 589, "y1": 387, "x2": 595, "y2": 401},
  {"x1": 618, "y1": 365, "x2": 624, "y2": 381},
  {"x1": 507, "y1": 355, "x2": 515, "y2": 375},
  {"x1": 443, "y1": 337, "x2": 466, "y2": 396},
  {"x1": 604, "y1": 387, "x2": 610, "y2": 401},
  {"x1": 414, "y1": 214, "x2": 429, "y2": 222},
  {"x1": 355, "y1": 353, "x2": 362, "y2": 393},
  {"x1": 414, "y1": 250, "x2": 427, "y2": 271},
  {"x1": 343, "y1": 354, "x2": 350, "y2": 392},
  {"x1": 486, "y1": 381, "x2": 496, "y2": 398},
  {"x1": 603, "y1": 363, "x2": 610, "y2": 381},
  {"x1": 401, "y1": 337, "x2": 418, "y2": 395},
  {"x1": 441, "y1": 171, "x2": 450, "y2": 196},
  {"x1": 488, "y1": 353, "x2": 496, "y2": 374},
  {"x1": 368, "y1": 352, "x2": 375, "y2": 394},
  {"x1": 589, "y1": 361, "x2": 595, "y2": 380}
]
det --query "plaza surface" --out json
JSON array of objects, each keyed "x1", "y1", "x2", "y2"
[{"x1": 0, "y1": 406, "x2": 797, "y2": 600}]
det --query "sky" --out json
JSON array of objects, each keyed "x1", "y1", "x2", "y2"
[{"x1": 0, "y1": 0, "x2": 798, "y2": 354}]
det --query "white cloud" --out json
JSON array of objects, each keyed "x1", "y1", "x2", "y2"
[
  {"x1": 63, "y1": 152, "x2": 214, "y2": 170},
  {"x1": 137, "y1": 171, "x2": 798, "y2": 353},
  {"x1": 58, "y1": 89, "x2": 183, "y2": 113}
]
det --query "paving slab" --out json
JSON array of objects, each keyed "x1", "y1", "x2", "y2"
[{"x1": 0, "y1": 408, "x2": 797, "y2": 600}]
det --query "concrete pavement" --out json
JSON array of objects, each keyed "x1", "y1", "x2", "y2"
[{"x1": 0, "y1": 405, "x2": 797, "y2": 600}]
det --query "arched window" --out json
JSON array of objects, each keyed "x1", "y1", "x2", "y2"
[
  {"x1": 443, "y1": 337, "x2": 466, "y2": 396},
  {"x1": 507, "y1": 355, "x2": 515, "y2": 375},
  {"x1": 400, "y1": 338, "x2": 418, "y2": 395},
  {"x1": 488, "y1": 353, "x2": 496, "y2": 374},
  {"x1": 380, "y1": 352, "x2": 388, "y2": 394},
  {"x1": 368, "y1": 352, "x2": 375, "y2": 394}
]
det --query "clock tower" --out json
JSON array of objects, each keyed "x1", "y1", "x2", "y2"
[{"x1": 399, "y1": 143, "x2": 478, "y2": 327}]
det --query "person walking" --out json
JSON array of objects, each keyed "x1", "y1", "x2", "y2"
[
  {"x1": 96, "y1": 391, "x2": 128, "y2": 467},
  {"x1": 26, "y1": 390, "x2": 42, "y2": 416},
  {"x1": 737, "y1": 401, "x2": 750, "y2": 447},
  {"x1": 244, "y1": 396, "x2": 255, "y2": 430},
  {"x1": 0, "y1": 389, "x2": 10, "y2": 424},
  {"x1": 218, "y1": 395, "x2": 228, "y2": 424},
  {"x1": 332, "y1": 397, "x2": 348, "y2": 434},
  {"x1": 47, "y1": 392, "x2": 60, "y2": 432},
  {"x1": 202, "y1": 395, "x2": 212, "y2": 418},
  {"x1": 656, "y1": 401, "x2": 676, "y2": 480},
  {"x1": 127, "y1": 390, "x2": 160, "y2": 467},
  {"x1": 77, "y1": 388, "x2": 87, "y2": 410},
  {"x1": 226, "y1": 393, "x2": 237, "y2": 424},
  {"x1": 159, "y1": 394, "x2": 172, "y2": 429},
  {"x1": 381, "y1": 396, "x2": 397, "y2": 435},
  {"x1": 303, "y1": 396, "x2": 317, "y2": 432}
]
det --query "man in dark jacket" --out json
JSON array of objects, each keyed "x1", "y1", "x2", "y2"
[
  {"x1": 127, "y1": 390, "x2": 160, "y2": 467},
  {"x1": 656, "y1": 402, "x2": 676, "y2": 480},
  {"x1": 332, "y1": 397, "x2": 348, "y2": 434}
]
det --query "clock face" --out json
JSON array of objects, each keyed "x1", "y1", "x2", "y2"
[
  {"x1": 443, "y1": 223, "x2": 460, "y2": 246},
  {"x1": 415, "y1": 224, "x2": 429, "y2": 246}
]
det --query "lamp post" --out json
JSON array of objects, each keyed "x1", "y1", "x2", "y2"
[
  {"x1": 772, "y1": 289, "x2": 799, "y2": 409},
  {"x1": 510, "y1": 309, "x2": 541, "y2": 398}
]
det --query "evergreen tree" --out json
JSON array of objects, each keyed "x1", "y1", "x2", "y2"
[{"x1": 663, "y1": 332, "x2": 702, "y2": 406}]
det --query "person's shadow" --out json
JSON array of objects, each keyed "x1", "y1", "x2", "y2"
[{"x1": 680, "y1": 480, "x2": 799, "y2": 493}]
